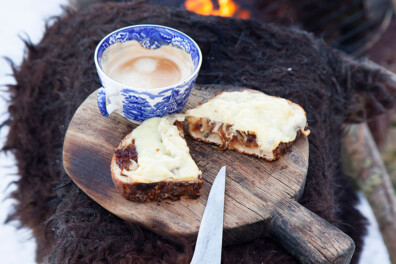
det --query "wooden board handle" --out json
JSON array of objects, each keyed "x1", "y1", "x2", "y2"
[{"x1": 268, "y1": 199, "x2": 355, "y2": 264}]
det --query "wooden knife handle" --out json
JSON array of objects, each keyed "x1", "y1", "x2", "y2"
[{"x1": 268, "y1": 199, "x2": 355, "y2": 264}]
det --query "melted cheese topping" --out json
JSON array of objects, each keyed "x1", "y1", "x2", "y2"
[
  {"x1": 121, "y1": 117, "x2": 201, "y2": 183},
  {"x1": 187, "y1": 91, "x2": 309, "y2": 157}
]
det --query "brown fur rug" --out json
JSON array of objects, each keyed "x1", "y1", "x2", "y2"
[{"x1": 3, "y1": 1, "x2": 396, "y2": 263}]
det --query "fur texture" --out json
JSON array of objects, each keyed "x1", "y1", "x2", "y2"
[{"x1": 3, "y1": 1, "x2": 396, "y2": 263}]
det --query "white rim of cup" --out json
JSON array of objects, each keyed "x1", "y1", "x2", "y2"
[{"x1": 94, "y1": 24, "x2": 203, "y2": 92}]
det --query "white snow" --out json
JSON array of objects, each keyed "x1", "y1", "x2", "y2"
[
  {"x1": 0, "y1": 0, "x2": 67, "y2": 263},
  {"x1": 357, "y1": 192, "x2": 391, "y2": 264},
  {"x1": 0, "y1": 0, "x2": 391, "y2": 263}
]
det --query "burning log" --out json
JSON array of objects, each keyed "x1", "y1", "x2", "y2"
[{"x1": 185, "y1": 0, "x2": 250, "y2": 18}]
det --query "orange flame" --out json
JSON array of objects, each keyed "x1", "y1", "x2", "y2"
[{"x1": 185, "y1": 0, "x2": 250, "y2": 18}]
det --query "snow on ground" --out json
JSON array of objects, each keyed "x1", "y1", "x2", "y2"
[
  {"x1": 357, "y1": 192, "x2": 391, "y2": 264},
  {"x1": 0, "y1": 0, "x2": 391, "y2": 263},
  {"x1": 0, "y1": 1, "x2": 67, "y2": 263}
]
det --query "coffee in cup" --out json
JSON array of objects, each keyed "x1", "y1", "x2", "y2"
[
  {"x1": 95, "y1": 24, "x2": 202, "y2": 122},
  {"x1": 101, "y1": 40, "x2": 194, "y2": 89}
]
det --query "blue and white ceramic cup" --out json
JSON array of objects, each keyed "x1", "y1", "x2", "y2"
[{"x1": 94, "y1": 25, "x2": 202, "y2": 122}]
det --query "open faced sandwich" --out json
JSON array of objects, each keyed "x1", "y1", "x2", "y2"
[
  {"x1": 186, "y1": 90, "x2": 310, "y2": 161},
  {"x1": 112, "y1": 89, "x2": 310, "y2": 202},
  {"x1": 111, "y1": 116, "x2": 202, "y2": 202}
]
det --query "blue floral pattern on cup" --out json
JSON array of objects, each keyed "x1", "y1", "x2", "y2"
[
  {"x1": 97, "y1": 88, "x2": 109, "y2": 117},
  {"x1": 121, "y1": 77, "x2": 196, "y2": 121},
  {"x1": 94, "y1": 25, "x2": 202, "y2": 122}
]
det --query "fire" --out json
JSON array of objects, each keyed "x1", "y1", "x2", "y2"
[{"x1": 185, "y1": 0, "x2": 250, "y2": 18}]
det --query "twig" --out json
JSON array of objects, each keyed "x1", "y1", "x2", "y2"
[{"x1": 344, "y1": 123, "x2": 396, "y2": 264}]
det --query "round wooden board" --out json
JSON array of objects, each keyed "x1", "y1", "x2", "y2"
[{"x1": 63, "y1": 84, "x2": 308, "y2": 243}]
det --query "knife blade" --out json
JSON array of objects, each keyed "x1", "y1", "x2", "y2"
[{"x1": 190, "y1": 166, "x2": 226, "y2": 264}]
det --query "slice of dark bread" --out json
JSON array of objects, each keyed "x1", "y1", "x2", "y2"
[
  {"x1": 186, "y1": 91, "x2": 310, "y2": 161},
  {"x1": 111, "y1": 117, "x2": 202, "y2": 202}
]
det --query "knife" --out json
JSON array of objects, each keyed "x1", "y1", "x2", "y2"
[{"x1": 191, "y1": 166, "x2": 226, "y2": 264}]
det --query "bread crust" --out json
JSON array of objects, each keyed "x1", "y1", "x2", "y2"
[
  {"x1": 111, "y1": 127, "x2": 202, "y2": 202},
  {"x1": 111, "y1": 163, "x2": 203, "y2": 202}
]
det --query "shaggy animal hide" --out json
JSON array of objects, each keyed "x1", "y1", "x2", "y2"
[{"x1": 3, "y1": 1, "x2": 396, "y2": 263}]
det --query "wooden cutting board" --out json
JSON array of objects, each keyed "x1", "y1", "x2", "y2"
[{"x1": 63, "y1": 85, "x2": 354, "y2": 264}]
